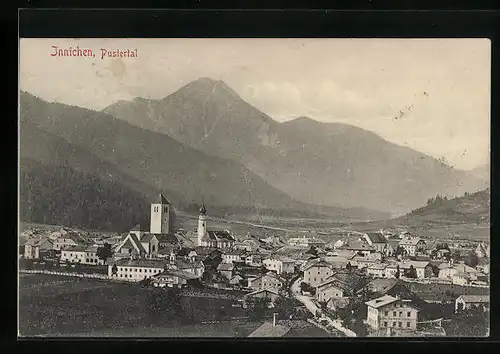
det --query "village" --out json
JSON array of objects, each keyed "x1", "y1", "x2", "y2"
[{"x1": 19, "y1": 194, "x2": 490, "y2": 337}]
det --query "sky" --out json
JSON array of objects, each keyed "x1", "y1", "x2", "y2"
[{"x1": 20, "y1": 38, "x2": 491, "y2": 170}]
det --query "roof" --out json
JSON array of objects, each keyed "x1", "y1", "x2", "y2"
[
  {"x1": 140, "y1": 234, "x2": 157, "y2": 243},
  {"x1": 156, "y1": 269, "x2": 199, "y2": 280},
  {"x1": 365, "y1": 294, "x2": 399, "y2": 308},
  {"x1": 158, "y1": 245, "x2": 174, "y2": 255},
  {"x1": 457, "y1": 295, "x2": 489, "y2": 303},
  {"x1": 399, "y1": 237, "x2": 424, "y2": 246},
  {"x1": 250, "y1": 271, "x2": 285, "y2": 284},
  {"x1": 339, "y1": 240, "x2": 374, "y2": 251},
  {"x1": 399, "y1": 261, "x2": 430, "y2": 269},
  {"x1": 115, "y1": 233, "x2": 146, "y2": 254},
  {"x1": 246, "y1": 288, "x2": 281, "y2": 297},
  {"x1": 368, "y1": 278, "x2": 400, "y2": 294},
  {"x1": 156, "y1": 193, "x2": 171, "y2": 205},
  {"x1": 85, "y1": 245, "x2": 99, "y2": 253},
  {"x1": 368, "y1": 263, "x2": 388, "y2": 271},
  {"x1": 203, "y1": 230, "x2": 235, "y2": 242},
  {"x1": 248, "y1": 322, "x2": 291, "y2": 337},
  {"x1": 366, "y1": 232, "x2": 387, "y2": 244},
  {"x1": 63, "y1": 245, "x2": 87, "y2": 252},
  {"x1": 176, "y1": 259, "x2": 203, "y2": 270},
  {"x1": 130, "y1": 224, "x2": 142, "y2": 231},
  {"x1": 223, "y1": 249, "x2": 247, "y2": 256},
  {"x1": 318, "y1": 270, "x2": 367, "y2": 295},
  {"x1": 217, "y1": 263, "x2": 235, "y2": 271},
  {"x1": 454, "y1": 264, "x2": 478, "y2": 274},
  {"x1": 438, "y1": 262, "x2": 453, "y2": 269},
  {"x1": 304, "y1": 259, "x2": 333, "y2": 271},
  {"x1": 177, "y1": 248, "x2": 196, "y2": 256},
  {"x1": 199, "y1": 203, "x2": 206, "y2": 215},
  {"x1": 113, "y1": 258, "x2": 166, "y2": 268}
]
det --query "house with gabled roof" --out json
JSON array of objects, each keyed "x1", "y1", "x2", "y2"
[
  {"x1": 338, "y1": 240, "x2": 375, "y2": 256},
  {"x1": 248, "y1": 271, "x2": 285, "y2": 292},
  {"x1": 109, "y1": 258, "x2": 166, "y2": 281},
  {"x1": 217, "y1": 262, "x2": 235, "y2": 279},
  {"x1": 363, "y1": 232, "x2": 388, "y2": 253},
  {"x1": 244, "y1": 288, "x2": 282, "y2": 305},
  {"x1": 53, "y1": 236, "x2": 79, "y2": 251},
  {"x1": 455, "y1": 295, "x2": 489, "y2": 313},
  {"x1": 114, "y1": 233, "x2": 147, "y2": 260},
  {"x1": 303, "y1": 259, "x2": 336, "y2": 287},
  {"x1": 399, "y1": 237, "x2": 426, "y2": 256},
  {"x1": 365, "y1": 295, "x2": 421, "y2": 333},
  {"x1": 399, "y1": 261, "x2": 433, "y2": 279},
  {"x1": 60, "y1": 245, "x2": 87, "y2": 263}
]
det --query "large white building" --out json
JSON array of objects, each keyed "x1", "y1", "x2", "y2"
[{"x1": 365, "y1": 295, "x2": 420, "y2": 333}]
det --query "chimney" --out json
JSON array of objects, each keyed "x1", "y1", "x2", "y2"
[{"x1": 273, "y1": 312, "x2": 277, "y2": 327}]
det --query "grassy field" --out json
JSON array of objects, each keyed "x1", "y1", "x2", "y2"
[
  {"x1": 404, "y1": 281, "x2": 490, "y2": 302},
  {"x1": 48, "y1": 320, "x2": 263, "y2": 337},
  {"x1": 18, "y1": 274, "x2": 252, "y2": 337}
]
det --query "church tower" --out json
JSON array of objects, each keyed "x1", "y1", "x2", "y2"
[
  {"x1": 150, "y1": 193, "x2": 171, "y2": 234},
  {"x1": 197, "y1": 202, "x2": 207, "y2": 246}
]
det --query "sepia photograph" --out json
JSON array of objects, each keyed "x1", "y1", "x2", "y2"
[{"x1": 18, "y1": 38, "x2": 490, "y2": 338}]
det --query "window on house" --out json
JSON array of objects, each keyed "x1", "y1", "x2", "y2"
[
  {"x1": 399, "y1": 311, "x2": 403, "y2": 317},
  {"x1": 407, "y1": 311, "x2": 411, "y2": 317},
  {"x1": 407, "y1": 322, "x2": 411, "y2": 327},
  {"x1": 385, "y1": 311, "x2": 388, "y2": 316},
  {"x1": 398, "y1": 322, "x2": 402, "y2": 328},
  {"x1": 392, "y1": 322, "x2": 396, "y2": 327},
  {"x1": 393, "y1": 311, "x2": 396, "y2": 317},
  {"x1": 384, "y1": 321, "x2": 388, "y2": 327}
]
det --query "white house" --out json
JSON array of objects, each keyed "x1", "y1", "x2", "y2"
[
  {"x1": 108, "y1": 259, "x2": 165, "y2": 281},
  {"x1": 60, "y1": 246, "x2": 87, "y2": 263},
  {"x1": 365, "y1": 295, "x2": 420, "y2": 332},
  {"x1": 222, "y1": 249, "x2": 247, "y2": 264},
  {"x1": 303, "y1": 260, "x2": 335, "y2": 287},
  {"x1": 53, "y1": 237, "x2": 78, "y2": 251},
  {"x1": 398, "y1": 237, "x2": 426, "y2": 256},
  {"x1": 82, "y1": 245, "x2": 106, "y2": 265},
  {"x1": 367, "y1": 263, "x2": 388, "y2": 278}
]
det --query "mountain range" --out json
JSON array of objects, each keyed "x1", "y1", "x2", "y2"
[
  {"x1": 103, "y1": 77, "x2": 488, "y2": 213},
  {"x1": 20, "y1": 91, "x2": 388, "y2": 231}
]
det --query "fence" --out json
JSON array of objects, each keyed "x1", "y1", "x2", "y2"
[{"x1": 19, "y1": 269, "x2": 129, "y2": 283}]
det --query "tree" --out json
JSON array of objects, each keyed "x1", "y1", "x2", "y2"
[
  {"x1": 444, "y1": 306, "x2": 489, "y2": 337},
  {"x1": 451, "y1": 250, "x2": 462, "y2": 262},
  {"x1": 96, "y1": 242, "x2": 113, "y2": 265},
  {"x1": 246, "y1": 298, "x2": 270, "y2": 320},
  {"x1": 395, "y1": 245, "x2": 406, "y2": 257},
  {"x1": 465, "y1": 251, "x2": 479, "y2": 268},
  {"x1": 111, "y1": 264, "x2": 118, "y2": 276},
  {"x1": 274, "y1": 296, "x2": 301, "y2": 320},
  {"x1": 406, "y1": 265, "x2": 417, "y2": 278}
]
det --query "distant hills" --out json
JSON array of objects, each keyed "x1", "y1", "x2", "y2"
[
  {"x1": 19, "y1": 91, "x2": 388, "y2": 231},
  {"x1": 401, "y1": 188, "x2": 490, "y2": 225},
  {"x1": 103, "y1": 77, "x2": 487, "y2": 214},
  {"x1": 470, "y1": 164, "x2": 490, "y2": 181}
]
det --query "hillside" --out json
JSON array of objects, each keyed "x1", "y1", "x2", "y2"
[
  {"x1": 402, "y1": 188, "x2": 490, "y2": 225},
  {"x1": 103, "y1": 77, "x2": 487, "y2": 213},
  {"x1": 20, "y1": 158, "x2": 150, "y2": 232},
  {"x1": 20, "y1": 91, "x2": 388, "y2": 227}
]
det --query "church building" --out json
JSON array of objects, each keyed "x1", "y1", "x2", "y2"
[{"x1": 196, "y1": 203, "x2": 235, "y2": 249}]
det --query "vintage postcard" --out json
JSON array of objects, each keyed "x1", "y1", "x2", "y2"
[{"x1": 18, "y1": 38, "x2": 490, "y2": 337}]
